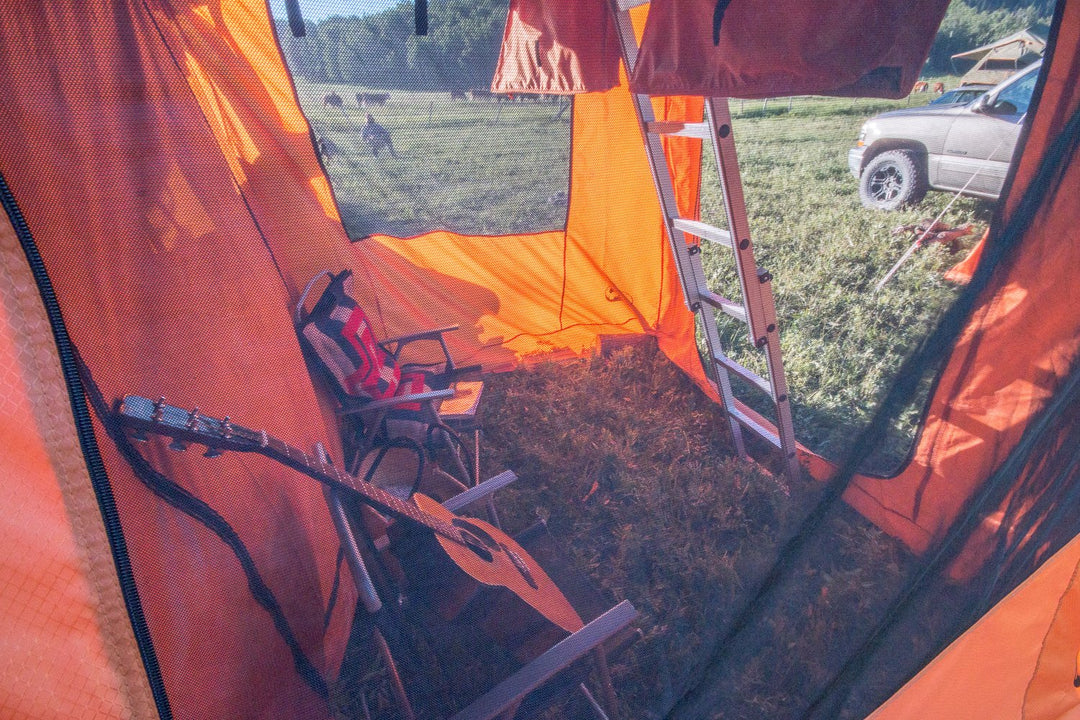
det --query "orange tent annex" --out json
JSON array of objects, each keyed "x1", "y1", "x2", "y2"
[{"x1": 1, "y1": 0, "x2": 1078, "y2": 718}]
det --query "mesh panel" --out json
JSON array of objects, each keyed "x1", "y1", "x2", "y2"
[{"x1": 275, "y1": 0, "x2": 571, "y2": 239}]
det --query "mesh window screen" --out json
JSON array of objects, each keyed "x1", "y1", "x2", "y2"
[{"x1": 273, "y1": 0, "x2": 571, "y2": 239}]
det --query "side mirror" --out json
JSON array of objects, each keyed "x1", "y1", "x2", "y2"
[
  {"x1": 972, "y1": 95, "x2": 992, "y2": 113},
  {"x1": 993, "y1": 100, "x2": 1019, "y2": 115}
]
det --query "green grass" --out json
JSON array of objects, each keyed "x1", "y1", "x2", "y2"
[
  {"x1": 296, "y1": 83, "x2": 997, "y2": 716},
  {"x1": 700, "y1": 97, "x2": 995, "y2": 470},
  {"x1": 475, "y1": 343, "x2": 919, "y2": 719},
  {"x1": 294, "y1": 82, "x2": 571, "y2": 238},
  {"x1": 295, "y1": 81, "x2": 994, "y2": 472}
]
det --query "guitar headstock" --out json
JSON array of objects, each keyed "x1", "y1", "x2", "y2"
[{"x1": 113, "y1": 395, "x2": 267, "y2": 457}]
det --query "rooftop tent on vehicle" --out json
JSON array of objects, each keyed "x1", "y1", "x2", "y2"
[
  {"x1": 1, "y1": 0, "x2": 1079, "y2": 718},
  {"x1": 951, "y1": 24, "x2": 1048, "y2": 85}
]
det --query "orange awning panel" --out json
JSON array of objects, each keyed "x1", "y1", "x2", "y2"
[
  {"x1": 631, "y1": 0, "x2": 950, "y2": 98},
  {"x1": 491, "y1": 0, "x2": 620, "y2": 95},
  {"x1": 845, "y1": 0, "x2": 1080, "y2": 553}
]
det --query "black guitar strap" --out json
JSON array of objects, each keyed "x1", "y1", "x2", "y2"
[{"x1": 76, "y1": 351, "x2": 331, "y2": 702}]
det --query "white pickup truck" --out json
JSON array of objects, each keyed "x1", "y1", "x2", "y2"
[{"x1": 848, "y1": 61, "x2": 1041, "y2": 210}]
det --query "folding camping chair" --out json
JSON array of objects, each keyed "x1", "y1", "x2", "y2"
[
  {"x1": 321, "y1": 440, "x2": 640, "y2": 720},
  {"x1": 295, "y1": 269, "x2": 485, "y2": 486}
]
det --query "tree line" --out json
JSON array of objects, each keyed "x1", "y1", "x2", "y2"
[
  {"x1": 925, "y1": 0, "x2": 1052, "y2": 74},
  {"x1": 276, "y1": 0, "x2": 1054, "y2": 91},
  {"x1": 277, "y1": 0, "x2": 508, "y2": 92}
]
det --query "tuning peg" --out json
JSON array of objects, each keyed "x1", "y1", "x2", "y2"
[
  {"x1": 151, "y1": 397, "x2": 166, "y2": 423},
  {"x1": 168, "y1": 438, "x2": 189, "y2": 452},
  {"x1": 185, "y1": 407, "x2": 201, "y2": 431},
  {"x1": 221, "y1": 416, "x2": 233, "y2": 439},
  {"x1": 203, "y1": 446, "x2": 223, "y2": 458}
]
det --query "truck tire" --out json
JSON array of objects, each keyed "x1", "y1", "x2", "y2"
[{"x1": 858, "y1": 150, "x2": 928, "y2": 211}]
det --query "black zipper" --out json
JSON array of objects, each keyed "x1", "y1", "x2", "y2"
[{"x1": 0, "y1": 170, "x2": 173, "y2": 720}]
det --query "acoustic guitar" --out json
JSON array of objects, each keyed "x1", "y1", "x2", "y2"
[{"x1": 112, "y1": 394, "x2": 584, "y2": 634}]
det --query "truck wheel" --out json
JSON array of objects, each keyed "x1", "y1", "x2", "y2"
[{"x1": 858, "y1": 150, "x2": 928, "y2": 211}]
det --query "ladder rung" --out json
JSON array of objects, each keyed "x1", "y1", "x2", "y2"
[
  {"x1": 714, "y1": 354, "x2": 773, "y2": 396},
  {"x1": 728, "y1": 406, "x2": 783, "y2": 450},
  {"x1": 646, "y1": 121, "x2": 712, "y2": 140},
  {"x1": 616, "y1": 0, "x2": 649, "y2": 10},
  {"x1": 697, "y1": 289, "x2": 747, "y2": 323},
  {"x1": 672, "y1": 218, "x2": 733, "y2": 248}
]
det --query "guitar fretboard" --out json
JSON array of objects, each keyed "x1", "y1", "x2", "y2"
[
  {"x1": 116, "y1": 395, "x2": 468, "y2": 547},
  {"x1": 260, "y1": 432, "x2": 465, "y2": 543}
]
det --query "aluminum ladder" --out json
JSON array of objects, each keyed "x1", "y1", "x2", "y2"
[{"x1": 609, "y1": 0, "x2": 800, "y2": 482}]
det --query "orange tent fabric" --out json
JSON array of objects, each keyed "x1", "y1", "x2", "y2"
[
  {"x1": 943, "y1": 229, "x2": 989, "y2": 284},
  {"x1": 631, "y1": 0, "x2": 951, "y2": 98},
  {"x1": 0, "y1": 3, "x2": 355, "y2": 717},
  {"x1": 843, "y1": 0, "x2": 1080, "y2": 554},
  {"x1": 866, "y1": 534, "x2": 1080, "y2": 720},
  {"x1": 0, "y1": 214, "x2": 158, "y2": 719},
  {"x1": 353, "y1": 5, "x2": 707, "y2": 382},
  {"x1": 491, "y1": 0, "x2": 620, "y2": 94}
]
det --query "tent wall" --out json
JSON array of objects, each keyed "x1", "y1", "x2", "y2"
[
  {"x1": 0, "y1": 212, "x2": 157, "y2": 719},
  {"x1": 0, "y1": 1, "x2": 704, "y2": 716},
  {"x1": 4, "y1": 0, "x2": 1080, "y2": 715},
  {"x1": 867, "y1": 533, "x2": 1080, "y2": 720},
  {"x1": 844, "y1": 0, "x2": 1080, "y2": 554},
  {"x1": 0, "y1": 3, "x2": 357, "y2": 717}
]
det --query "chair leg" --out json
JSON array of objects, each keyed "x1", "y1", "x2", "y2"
[
  {"x1": 373, "y1": 626, "x2": 416, "y2": 720},
  {"x1": 324, "y1": 478, "x2": 417, "y2": 720},
  {"x1": 578, "y1": 683, "x2": 611, "y2": 720},
  {"x1": 592, "y1": 645, "x2": 619, "y2": 718}
]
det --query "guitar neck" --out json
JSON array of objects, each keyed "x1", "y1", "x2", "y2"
[
  {"x1": 113, "y1": 395, "x2": 465, "y2": 545},
  {"x1": 257, "y1": 434, "x2": 460, "y2": 541}
]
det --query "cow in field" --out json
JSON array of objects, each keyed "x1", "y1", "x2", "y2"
[
  {"x1": 361, "y1": 113, "x2": 397, "y2": 158},
  {"x1": 450, "y1": 89, "x2": 467, "y2": 101},
  {"x1": 932, "y1": 82, "x2": 945, "y2": 94},
  {"x1": 317, "y1": 137, "x2": 338, "y2": 160},
  {"x1": 358, "y1": 92, "x2": 390, "y2": 107},
  {"x1": 912, "y1": 81, "x2": 929, "y2": 93},
  {"x1": 323, "y1": 92, "x2": 343, "y2": 108},
  {"x1": 469, "y1": 88, "x2": 494, "y2": 101}
]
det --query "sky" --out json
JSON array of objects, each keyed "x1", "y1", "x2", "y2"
[{"x1": 268, "y1": 0, "x2": 402, "y2": 22}]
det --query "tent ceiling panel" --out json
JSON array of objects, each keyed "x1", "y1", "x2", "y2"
[{"x1": 630, "y1": 0, "x2": 951, "y2": 99}]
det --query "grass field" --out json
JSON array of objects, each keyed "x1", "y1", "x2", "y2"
[
  {"x1": 704, "y1": 97, "x2": 994, "y2": 470},
  {"x1": 296, "y1": 80, "x2": 994, "y2": 472},
  {"x1": 294, "y1": 81, "x2": 999, "y2": 717},
  {"x1": 295, "y1": 81, "x2": 572, "y2": 238}
]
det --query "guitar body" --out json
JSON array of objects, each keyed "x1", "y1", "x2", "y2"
[
  {"x1": 412, "y1": 494, "x2": 584, "y2": 634},
  {"x1": 112, "y1": 395, "x2": 585, "y2": 645}
]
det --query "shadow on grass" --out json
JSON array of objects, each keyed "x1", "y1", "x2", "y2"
[{"x1": 475, "y1": 341, "x2": 928, "y2": 719}]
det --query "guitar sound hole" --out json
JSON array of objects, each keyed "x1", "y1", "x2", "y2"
[
  {"x1": 460, "y1": 533, "x2": 494, "y2": 562},
  {"x1": 452, "y1": 518, "x2": 498, "y2": 548},
  {"x1": 453, "y1": 519, "x2": 499, "y2": 563}
]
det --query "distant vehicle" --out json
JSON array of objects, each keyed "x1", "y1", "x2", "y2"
[
  {"x1": 928, "y1": 84, "x2": 993, "y2": 106},
  {"x1": 849, "y1": 61, "x2": 1041, "y2": 210}
]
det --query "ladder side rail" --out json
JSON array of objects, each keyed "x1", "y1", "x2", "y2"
[
  {"x1": 612, "y1": 10, "x2": 703, "y2": 312},
  {"x1": 704, "y1": 98, "x2": 774, "y2": 347},
  {"x1": 610, "y1": 3, "x2": 748, "y2": 457},
  {"x1": 705, "y1": 98, "x2": 801, "y2": 476},
  {"x1": 757, "y1": 278, "x2": 801, "y2": 476}
]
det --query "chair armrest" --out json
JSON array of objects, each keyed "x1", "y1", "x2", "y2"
[
  {"x1": 381, "y1": 325, "x2": 459, "y2": 346},
  {"x1": 441, "y1": 470, "x2": 517, "y2": 513},
  {"x1": 449, "y1": 600, "x2": 639, "y2": 720},
  {"x1": 336, "y1": 388, "x2": 455, "y2": 416},
  {"x1": 381, "y1": 326, "x2": 461, "y2": 372}
]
